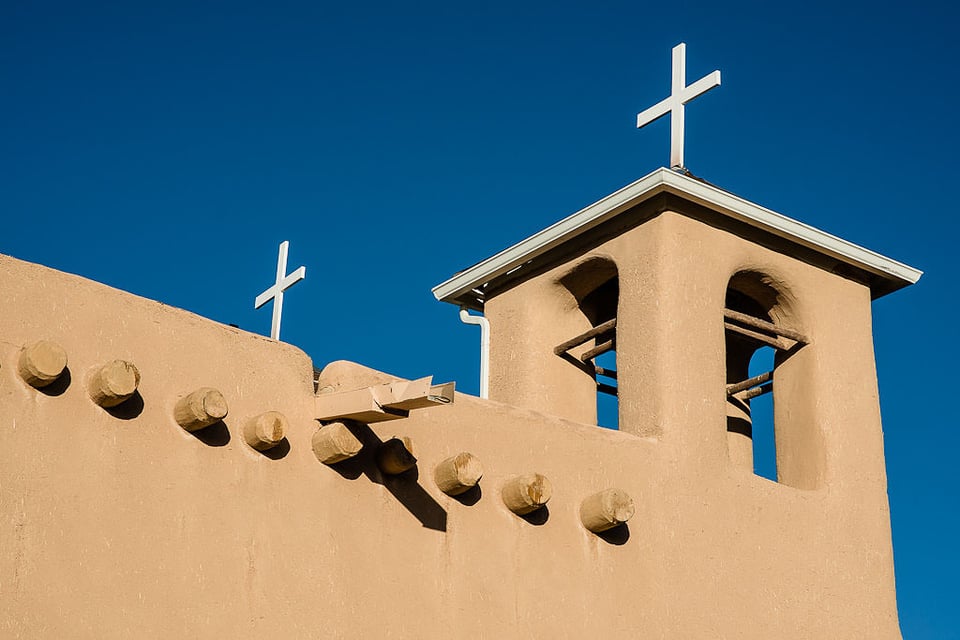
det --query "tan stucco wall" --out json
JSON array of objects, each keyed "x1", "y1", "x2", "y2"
[
  {"x1": 484, "y1": 209, "x2": 900, "y2": 633},
  {"x1": 0, "y1": 251, "x2": 901, "y2": 638}
]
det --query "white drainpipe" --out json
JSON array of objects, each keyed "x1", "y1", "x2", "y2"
[{"x1": 458, "y1": 306, "x2": 490, "y2": 399}]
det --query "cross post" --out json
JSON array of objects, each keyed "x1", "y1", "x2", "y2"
[
  {"x1": 255, "y1": 240, "x2": 306, "y2": 341},
  {"x1": 636, "y1": 43, "x2": 721, "y2": 169}
]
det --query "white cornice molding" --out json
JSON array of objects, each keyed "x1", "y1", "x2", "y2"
[{"x1": 432, "y1": 168, "x2": 922, "y2": 307}]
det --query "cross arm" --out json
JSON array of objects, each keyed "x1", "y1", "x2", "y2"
[
  {"x1": 681, "y1": 70, "x2": 721, "y2": 104},
  {"x1": 636, "y1": 97, "x2": 673, "y2": 129},
  {"x1": 283, "y1": 266, "x2": 306, "y2": 287},
  {"x1": 254, "y1": 286, "x2": 277, "y2": 309}
]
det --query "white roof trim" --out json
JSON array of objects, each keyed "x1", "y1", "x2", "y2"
[{"x1": 432, "y1": 168, "x2": 922, "y2": 306}]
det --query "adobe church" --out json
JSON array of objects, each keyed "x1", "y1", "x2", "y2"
[{"x1": 0, "y1": 44, "x2": 920, "y2": 638}]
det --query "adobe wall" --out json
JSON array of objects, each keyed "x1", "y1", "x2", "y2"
[{"x1": 0, "y1": 253, "x2": 901, "y2": 638}]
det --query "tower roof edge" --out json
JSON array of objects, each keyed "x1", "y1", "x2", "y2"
[{"x1": 432, "y1": 168, "x2": 922, "y2": 308}]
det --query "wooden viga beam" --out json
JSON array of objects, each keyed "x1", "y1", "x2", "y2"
[
  {"x1": 315, "y1": 376, "x2": 456, "y2": 423},
  {"x1": 553, "y1": 318, "x2": 617, "y2": 356},
  {"x1": 723, "y1": 308, "x2": 809, "y2": 348},
  {"x1": 581, "y1": 339, "x2": 615, "y2": 363},
  {"x1": 726, "y1": 370, "x2": 772, "y2": 396},
  {"x1": 739, "y1": 382, "x2": 772, "y2": 401}
]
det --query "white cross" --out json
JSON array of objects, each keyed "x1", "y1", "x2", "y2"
[
  {"x1": 636, "y1": 43, "x2": 721, "y2": 169},
  {"x1": 255, "y1": 241, "x2": 306, "y2": 341}
]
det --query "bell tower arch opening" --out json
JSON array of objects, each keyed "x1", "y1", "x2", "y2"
[
  {"x1": 724, "y1": 270, "x2": 810, "y2": 484},
  {"x1": 554, "y1": 257, "x2": 620, "y2": 429}
]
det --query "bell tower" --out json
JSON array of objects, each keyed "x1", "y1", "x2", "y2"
[
  {"x1": 428, "y1": 43, "x2": 921, "y2": 636},
  {"x1": 433, "y1": 168, "x2": 921, "y2": 490}
]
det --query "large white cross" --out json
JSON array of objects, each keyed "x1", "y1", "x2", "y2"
[
  {"x1": 255, "y1": 240, "x2": 306, "y2": 340},
  {"x1": 636, "y1": 43, "x2": 721, "y2": 169}
]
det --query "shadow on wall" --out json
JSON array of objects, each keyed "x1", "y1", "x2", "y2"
[
  {"x1": 327, "y1": 421, "x2": 448, "y2": 532},
  {"x1": 36, "y1": 367, "x2": 71, "y2": 397},
  {"x1": 105, "y1": 390, "x2": 145, "y2": 421},
  {"x1": 520, "y1": 504, "x2": 550, "y2": 526},
  {"x1": 597, "y1": 523, "x2": 630, "y2": 546},
  {"x1": 189, "y1": 419, "x2": 231, "y2": 447}
]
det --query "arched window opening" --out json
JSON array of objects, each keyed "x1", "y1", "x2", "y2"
[
  {"x1": 724, "y1": 274, "x2": 808, "y2": 482},
  {"x1": 595, "y1": 348, "x2": 618, "y2": 429},
  {"x1": 746, "y1": 346, "x2": 776, "y2": 480},
  {"x1": 554, "y1": 259, "x2": 619, "y2": 429}
]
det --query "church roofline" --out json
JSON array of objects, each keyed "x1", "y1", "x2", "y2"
[{"x1": 432, "y1": 167, "x2": 922, "y2": 308}]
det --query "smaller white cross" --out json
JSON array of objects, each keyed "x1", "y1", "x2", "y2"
[
  {"x1": 636, "y1": 43, "x2": 721, "y2": 169},
  {"x1": 255, "y1": 241, "x2": 306, "y2": 341}
]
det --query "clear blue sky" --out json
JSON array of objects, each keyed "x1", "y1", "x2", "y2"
[{"x1": 3, "y1": 1, "x2": 956, "y2": 636}]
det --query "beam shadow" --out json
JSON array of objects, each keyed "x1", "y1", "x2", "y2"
[
  {"x1": 188, "y1": 419, "x2": 231, "y2": 446},
  {"x1": 330, "y1": 420, "x2": 447, "y2": 532},
  {"x1": 37, "y1": 367, "x2": 71, "y2": 397},
  {"x1": 520, "y1": 504, "x2": 550, "y2": 526},
  {"x1": 105, "y1": 390, "x2": 145, "y2": 420},
  {"x1": 596, "y1": 523, "x2": 630, "y2": 546},
  {"x1": 257, "y1": 437, "x2": 291, "y2": 460},
  {"x1": 452, "y1": 484, "x2": 482, "y2": 506}
]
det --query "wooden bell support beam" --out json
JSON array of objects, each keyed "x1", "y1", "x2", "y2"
[
  {"x1": 723, "y1": 322, "x2": 786, "y2": 350},
  {"x1": 580, "y1": 339, "x2": 615, "y2": 363},
  {"x1": 738, "y1": 382, "x2": 773, "y2": 401},
  {"x1": 726, "y1": 370, "x2": 773, "y2": 397},
  {"x1": 723, "y1": 310, "x2": 808, "y2": 403},
  {"x1": 553, "y1": 318, "x2": 617, "y2": 356},
  {"x1": 723, "y1": 308, "x2": 808, "y2": 349},
  {"x1": 555, "y1": 317, "x2": 620, "y2": 397}
]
